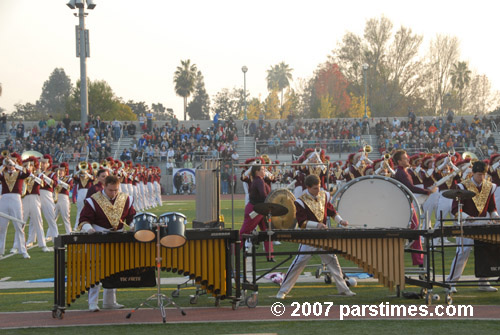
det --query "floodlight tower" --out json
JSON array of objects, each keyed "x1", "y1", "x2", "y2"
[{"x1": 67, "y1": 0, "x2": 96, "y2": 127}]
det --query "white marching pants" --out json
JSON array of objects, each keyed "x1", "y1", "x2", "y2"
[
  {"x1": 154, "y1": 181, "x2": 162, "y2": 207},
  {"x1": 0, "y1": 193, "x2": 27, "y2": 256},
  {"x1": 133, "y1": 185, "x2": 143, "y2": 211},
  {"x1": 147, "y1": 182, "x2": 155, "y2": 207},
  {"x1": 75, "y1": 188, "x2": 88, "y2": 230},
  {"x1": 40, "y1": 190, "x2": 58, "y2": 239},
  {"x1": 139, "y1": 183, "x2": 148, "y2": 209},
  {"x1": 55, "y1": 194, "x2": 72, "y2": 234},
  {"x1": 422, "y1": 191, "x2": 440, "y2": 229},
  {"x1": 24, "y1": 194, "x2": 46, "y2": 248},
  {"x1": 88, "y1": 285, "x2": 117, "y2": 307},
  {"x1": 278, "y1": 244, "x2": 351, "y2": 295},
  {"x1": 447, "y1": 225, "x2": 491, "y2": 286},
  {"x1": 120, "y1": 183, "x2": 128, "y2": 195},
  {"x1": 127, "y1": 184, "x2": 134, "y2": 203},
  {"x1": 435, "y1": 192, "x2": 453, "y2": 229}
]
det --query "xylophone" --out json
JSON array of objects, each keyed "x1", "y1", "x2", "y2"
[
  {"x1": 53, "y1": 229, "x2": 240, "y2": 316},
  {"x1": 246, "y1": 228, "x2": 424, "y2": 291}
]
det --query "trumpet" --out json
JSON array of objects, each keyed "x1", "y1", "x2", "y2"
[{"x1": 363, "y1": 144, "x2": 372, "y2": 153}]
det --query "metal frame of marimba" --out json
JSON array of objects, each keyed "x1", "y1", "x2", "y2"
[
  {"x1": 421, "y1": 220, "x2": 500, "y2": 304},
  {"x1": 241, "y1": 228, "x2": 426, "y2": 305},
  {"x1": 242, "y1": 224, "x2": 500, "y2": 306},
  {"x1": 52, "y1": 229, "x2": 241, "y2": 318}
]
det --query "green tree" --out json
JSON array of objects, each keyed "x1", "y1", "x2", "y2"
[
  {"x1": 211, "y1": 88, "x2": 243, "y2": 120},
  {"x1": 266, "y1": 62, "x2": 293, "y2": 108},
  {"x1": 11, "y1": 102, "x2": 39, "y2": 120},
  {"x1": 36, "y1": 68, "x2": 72, "y2": 119},
  {"x1": 152, "y1": 103, "x2": 175, "y2": 120},
  {"x1": 67, "y1": 79, "x2": 136, "y2": 121},
  {"x1": 330, "y1": 16, "x2": 425, "y2": 116},
  {"x1": 126, "y1": 100, "x2": 150, "y2": 118},
  {"x1": 450, "y1": 61, "x2": 472, "y2": 113},
  {"x1": 187, "y1": 71, "x2": 211, "y2": 120},
  {"x1": 173, "y1": 59, "x2": 198, "y2": 121}
]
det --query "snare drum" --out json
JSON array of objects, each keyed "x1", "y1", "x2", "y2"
[
  {"x1": 333, "y1": 176, "x2": 415, "y2": 229},
  {"x1": 133, "y1": 212, "x2": 158, "y2": 242},
  {"x1": 158, "y1": 212, "x2": 187, "y2": 248}
]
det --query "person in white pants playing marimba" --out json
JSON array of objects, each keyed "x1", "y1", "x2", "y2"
[{"x1": 276, "y1": 174, "x2": 355, "y2": 299}]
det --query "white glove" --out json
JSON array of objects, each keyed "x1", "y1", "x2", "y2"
[{"x1": 82, "y1": 223, "x2": 96, "y2": 234}]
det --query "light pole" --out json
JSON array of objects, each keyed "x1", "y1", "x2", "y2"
[
  {"x1": 363, "y1": 63, "x2": 368, "y2": 120},
  {"x1": 67, "y1": 0, "x2": 96, "y2": 128},
  {"x1": 242, "y1": 66, "x2": 248, "y2": 120}
]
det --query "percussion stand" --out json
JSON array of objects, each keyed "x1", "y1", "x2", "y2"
[
  {"x1": 265, "y1": 211, "x2": 274, "y2": 260},
  {"x1": 126, "y1": 223, "x2": 186, "y2": 323}
]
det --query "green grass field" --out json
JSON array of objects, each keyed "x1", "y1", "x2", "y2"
[{"x1": 1, "y1": 198, "x2": 500, "y2": 333}]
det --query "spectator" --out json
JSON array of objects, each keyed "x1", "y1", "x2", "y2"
[
  {"x1": 146, "y1": 111, "x2": 153, "y2": 132},
  {"x1": 171, "y1": 115, "x2": 179, "y2": 129},
  {"x1": 139, "y1": 113, "x2": 146, "y2": 132},
  {"x1": 62, "y1": 114, "x2": 71, "y2": 130},
  {"x1": 47, "y1": 115, "x2": 56, "y2": 129},
  {"x1": 0, "y1": 113, "x2": 6, "y2": 134}
]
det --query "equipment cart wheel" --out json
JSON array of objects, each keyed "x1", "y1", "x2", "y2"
[
  {"x1": 190, "y1": 295, "x2": 198, "y2": 304},
  {"x1": 315, "y1": 268, "x2": 321, "y2": 279},
  {"x1": 446, "y1": 293, "x2": 453, "y2": 305},
  {"x1": 324, "y1": 274, "x2": 332, "y2": 284},
  {"x1": 232, "y1": 301, "x2": 240, "y2": 310},
  {"x1": 425, "y1": 292, "x2": 432, "y2": 305},
  {"x1": 171, "y1": 289, "x2": 180, "y2": 298},
  {"x1": 245, "y1": 293, "x2": 258, "y2": 308},
  {"x1": 52, "y1": 309, "x2": 64, "y2": 319}
]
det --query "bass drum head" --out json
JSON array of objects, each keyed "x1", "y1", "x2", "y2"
[
  {"x1": 265, "y1": 189, "x2": 297, "y2": 229},
  {"x1": 336, "y1": 177, "x2": 412, "y2": 229}
]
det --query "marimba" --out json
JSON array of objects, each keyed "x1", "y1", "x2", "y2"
[
  {"x1": 245, "y1": 229, "x2": 424, "y2": 291},
  {"x1": 432, "y1": 224, "x2": 500, "y2": 244},
  {"x1": 53, "y1": 229, "x2": 240, "y2": 316}
]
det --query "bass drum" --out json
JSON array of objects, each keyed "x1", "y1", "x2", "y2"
[
  {"x1": 332, "y1": 176, "x2": 416, "y2": 229},
  {"x1": 265, "y1": 189, "x2": 297, "y2": 229}
]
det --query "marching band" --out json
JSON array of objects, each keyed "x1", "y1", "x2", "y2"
[{"x1": 0, "y1": 151, "x2": 162, "y2": 259}]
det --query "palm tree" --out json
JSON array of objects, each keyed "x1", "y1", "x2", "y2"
[
  {"x1": 266, "y1": 62, "x2": 293, "y2": 108},
  {"x1": 450, "y1": 61, "x2": 471, "y2": 113},
  {"x1": 173, "y1": 59, "x2": 198, "y2": 120}
]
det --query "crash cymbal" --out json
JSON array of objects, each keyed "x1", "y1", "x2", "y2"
[
  {"x1": 254, "y1": 202, "x2": 289, "y2": 216},
  {"x1": 442, "y1": 189, "x2": 476, "y2": 200}
]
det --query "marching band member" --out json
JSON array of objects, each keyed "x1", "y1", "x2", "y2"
[
  {"x1": 73, "y1": 161, "x2": 94, "y2": 230},
  {"x1": 39, "y1": 154, "x2": 59, "y2": 241},
  {"x1": 434, "y1": 154, "x2": 460, "y2": 243},
  {"x1": 86, "y1": 168, "x2": 109, "y2": 199},
  {"x1": 241, "y1": 157, "x2": 260, "y2": 205},
  {"x1": 342, "y1": 153, "x2": 355, "y2": 182},
  {"x1": 392, "y1": 149, "x2": 437, "y2": 266},
  {"x1": 78, "y1": 175, "x2": 136, "y2": 311},
  {"x1": 23, "y1": 157, "x2": 50, "y2": 252},
  {"x1": 408, "y1": 153, "x2": 424, "y2": 189},
  {"x1": 239, "y1": 164, "x2": 275, "y2": 261},
  {"x1": 292, "y1": 158, "x2": 306, "y2": 199},
  {"x1": 54, "y1": 162, "x2": 74, "y2": 234},
  {"x1": 132, "y1": 164, "x2": 143, "y2": 211},
  {"x1": 0, "y1": 152, "x2": 30, "y2": 258},
  {"x1": 125, "y1": 161, "x2": 135, "y2": 203},
  {"x1": 276, "y1": 174, "x2": 355, "y2": 299},
  {"x1": 420, "y1": 154, "x2": 439, "y2": 229},
  {"x1": 146, "y1": 167, "x2": 156, "y2": 207},
  {"x1": 488, "y1": 153, "x2": 500, "y2": 207},
  {"x1": 153, "y1": 167, "x2": 162, "y2": 207},
  {"x1": 446, "y1": 160, "x2": 499, "y2": 293}
]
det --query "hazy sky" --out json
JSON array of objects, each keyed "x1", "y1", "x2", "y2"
[{"x1": 1, "y1": 0, "x2": 499, "y2": 119}]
